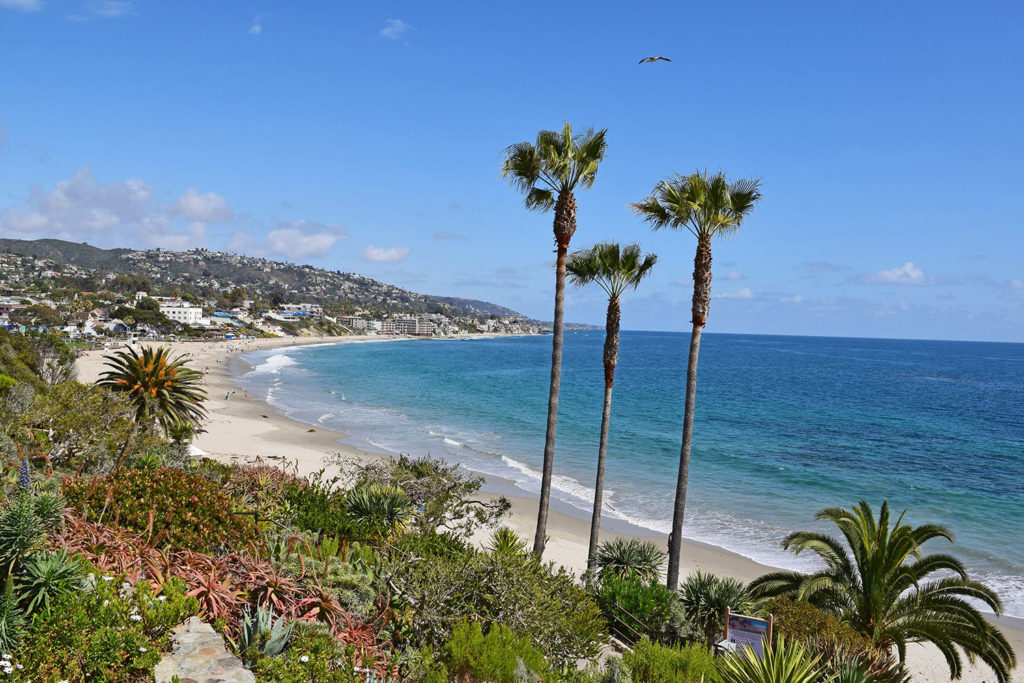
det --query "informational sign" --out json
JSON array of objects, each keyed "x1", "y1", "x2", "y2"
[{"x1": 725, "y1": 608, "x2": 773, "y2": 659}]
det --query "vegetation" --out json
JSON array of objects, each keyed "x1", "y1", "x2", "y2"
[
  {"x1": 620, "y1": 637, "x2": 720, "y2": 683},
  {"x1": 502, "y1": 122, "x2": 609, "y2": 557},
  {"x1": 596, "y1": 537, "x2": 665, "y2": 584},
  {"x1": 566, "y1": 242, "x2": 657, "y2": 575},
  {"x1": 631, "y1": 171, "x2": 762, "y2": 591},
  {"x1": 748, "y1": 500, "x2": 1016, "y2": 682},
  {"x1": 717, "y1": 636, "x2": 820, "y2": 683},
  {"x1": 680, "y1": 570, "x2": 754, "y2": 647}
]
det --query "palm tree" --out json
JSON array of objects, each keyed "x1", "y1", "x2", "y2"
[
  {"x1": 98, "y1": 345, "x2": 207, "y2": 435},
  {"x1": 501, "y1": 122, "x2": 609, "y2": 557},
  {"x1": 566, "y1": 242, "x2": 656, "y2": 574},
  {"x1": 748, "y1": 500, "x2": 1016, "y2": 683},
  {"x1": 631, "y1": 170, "x2": 761, "y2": 590}
]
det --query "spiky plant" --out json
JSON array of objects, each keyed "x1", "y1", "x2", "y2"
[
  {"x1": 717, "y1": 636, "x2": 821, "y2": 683},
  {"x1": 98, "y1": 345, "x2": 207, "y2": 435},
  {"x1": 0, "y1": 577, "x2": 24, "y2": 655},
  {"x1": 631, "y1": 170, "x2": 762, "y2": 591},
  {"x1": 501, "y1": 122, "x2": 608, "y2": 558},
  {"x1": 345, "y1": 485, "x2": 413, "y2": 539},
  {"x1": 748, "y1": 500, "x2": 1017, "y2": 683},
  {"x1": 595, "y1": 538, "x2": 665, "y2": 585},
  {"x1": 680, "y1": 570, "x2": 755, "y2": 647},
  {"x1": 239, "y1": 605, "x2": 294, "y2": 664},
  {"x1": 17, "y1": 548, "x2": 85, "y2": 615},
  {"x1": 567, "y1": 242, "x2": 657, "y2": 576},
  {"x1": 487, "y1": 526, "x2": 529, "y2": 556}
]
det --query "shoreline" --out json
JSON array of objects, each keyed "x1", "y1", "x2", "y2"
[{"x1": 75, "y1": 336, "x2": 1024, "y2": 682}]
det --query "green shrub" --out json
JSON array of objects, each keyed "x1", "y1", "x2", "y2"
[
  {"x1": 762, "y1": 597, "x2": 873, "y2": 652},
  {"x1": 596, "y1": 538, "x2": 665, "y2": 584},
  {"x1": 62, "y1": 466, "x2": 258, "y2": 551},
  {"x1": 0, "y1": 578, "x2": 24, "y2": 654},
  {"x1": 284, "y1": 477, "x2": 354, "y2": 539},
  {"x1": 8, "y1": 574, "x2": 198, "y2": 679},
  {"x1": 248, "y1": 622, "x2": 381, "y2": 682},
  {"x1": 443, "y1": 619, "x2": 550, "y2": 682},
  {"x1": 599, "y1": 574, "x2": 675, "y2": 643},
  {"x1": 16, "y1": 548, "x2": 86, "y2": 615},
  {"x1": 346, "y1": 484, "x2": 413, "y2": 538},
  {"x1": 622, "y1": 637, "x2": 721, "y2": 683},
  {"x1": 0, "y1": 491, "x2": 64, "y2": 572},
  {"x1": 680, "y1": 570, "x2": 754, "y2": 646}
]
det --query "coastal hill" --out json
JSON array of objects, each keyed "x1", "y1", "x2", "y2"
[{"x1": 0, "y1": 238, "x2": 590, "y2": 326}]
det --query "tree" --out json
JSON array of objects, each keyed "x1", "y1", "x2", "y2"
[
  {"x1": 631, "y1": 171, "x2": 761, "y2": 590},
  {"x1": 136, "y1": 296, "x2": 160, "y2": 311},
  {"x1": 748, "y1": 500, "x2": 1017, "y2": 683},
  {"x1": 501, "y1": 122, "x2": 608, "y2": 557},
  {"x1": 566, "y1": 242, "x2": 656, "y2": 574},
  {"x1": 97, "y1": 345, "x2": 207, "y2": 435}
]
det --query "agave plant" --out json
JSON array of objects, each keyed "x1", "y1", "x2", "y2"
[
  {"x1": 595, "y1": 538, "x2": 665, "y2": 585},
  {"x1": 718, "y1": 636, "x2": 821, "y2": 683},
  {"x1": 345, "y1": 485, "x2": 413, "y2": 539},
  {"x1": 239, "y1": 605, "x2": 294, "y2": 664},
  {"x1": 17, "y1": 548, "x2": 86, "y2": 615},
  {"x1": 98, "y1": 345, "x2": 207, "y2": 435},
  {"x1": 680, "y1": 570, "x2": 755, "y2": 647},
  {"x1": 487, "y1": 526, "x2": 529, "y2": 556}
]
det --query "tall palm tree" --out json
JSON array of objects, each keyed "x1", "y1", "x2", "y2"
[
  {"x1": 748, "y1": 500, "x2": 1016, "y2": 683},
  {"x1": 631, "y1": 170, "x2": 761, "y2": 590},
  {"x1": 98, "y1": 345, "x2": 207, "y2": 435},
  {"x1": 566, "y1": 242, "x2": 656, "y2": 574},
  {"x1": 501, "y1": 123, "x2": 609, "y2": 557}
]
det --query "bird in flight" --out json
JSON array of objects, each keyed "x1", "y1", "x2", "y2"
[{"x1": 638, "y1": 56, "x2": 671, "y2": 64}]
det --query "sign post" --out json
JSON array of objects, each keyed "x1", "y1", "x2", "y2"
[{"x1": 724, "y1": 607, "x2": 773, "y2": 659}]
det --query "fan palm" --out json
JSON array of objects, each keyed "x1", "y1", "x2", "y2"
[
  {"x1": 631, "y1": 170, "x2": 761, "y2": 590},
  {"x1": 501, "y1": 122, "x2": 608, "y2": 557},
  {"x1": 98, "y1": 345, "x2": 207, "y2": 435},
  {"x1": 566, "y1": 242, "x2": 657, "y2": 575},
  {"x1": 748, "y1": 500, "x2": 1016, "y2": 683}
]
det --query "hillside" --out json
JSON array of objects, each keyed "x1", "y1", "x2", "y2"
[{"x1": 0, "y1": 238, "x2": 542, "y2": 322}]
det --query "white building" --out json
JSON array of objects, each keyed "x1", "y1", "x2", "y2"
[{"x1": 160, "y1": 303, "x2": 204, "y2": 326}]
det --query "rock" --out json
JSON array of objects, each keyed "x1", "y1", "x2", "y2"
[{"x1": 154, "y1": 617, "x2": 254, "y2": 683}]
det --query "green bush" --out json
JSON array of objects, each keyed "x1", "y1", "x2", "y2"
[
  {"x1": 62, "y1": 467, "x2": 258, "y2": 551},
  {"x1": 763, "y1": 597, "x2": 873, "y2": 652},
  {"x1": 680, "y1": 570, "x2": 753, "y2": 646},
  {"x1": 284, "y1": 477, "x2": 354, "y2": 539},
  {"x1": 16, "y1": 548, "x2": 86, "y2": 615},
  {"x1": 598, "y1": 574, "x2": 676, "y2": 643},
  {"x1": 621, "y1": 637, "x2": 721, "y2": 683},
  {"x1": 596, "y1": 538, "x2": 666, "y2": 585},
  {"x1": 7, "y1": 574, "x2": 198, "y2": 679},
  {"x1": 443, "y1": 619, "x2": 550, "y2": 682},
  {"x1": 249, "y1": 622, "x2": 382, "y2": 682}
]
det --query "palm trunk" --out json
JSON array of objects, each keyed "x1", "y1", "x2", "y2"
[
  {"x1": 534, "y1": 191, "x2": 577, "y2": 557},
  {"x1": 586, "y1": 297, "x2": 620, "y2": 575},
  {"x1": 666, "y1": 236, "x2": 713, "y2": 592}
]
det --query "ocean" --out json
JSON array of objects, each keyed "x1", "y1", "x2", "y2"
[{"x1": 237, "y1": 332, "x2": 1024, "y2": 616}]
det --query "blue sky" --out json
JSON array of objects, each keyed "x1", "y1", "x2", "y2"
[{"x1": 0, "y1": 1, "x2": 1021, "y2": 341}]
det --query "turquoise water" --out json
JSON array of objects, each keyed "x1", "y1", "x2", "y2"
[{"x1": 238, "y1": 332, "x2": 1024, "y2": 615}]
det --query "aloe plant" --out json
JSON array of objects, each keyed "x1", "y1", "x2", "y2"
[
  {"x1": 718, "y1": 636, "x2": 822, "y2": 683},
  {"x1": 239, "y1": 605, "x2": 294, "y2": 664}
]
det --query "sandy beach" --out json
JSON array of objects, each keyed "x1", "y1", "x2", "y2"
[{"x1": 76, "y1": 337, "x2": 1024, "y2": 682}]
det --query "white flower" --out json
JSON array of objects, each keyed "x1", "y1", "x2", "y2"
[
  {"x1": 0, "y1": 655, "x2": 8, "y2": 660},
  {"x1": 130, "y1": 614, "x2": 142, "y2": 621},
  {"x1": 14, "y1": 665, "x2": 21, "y2": 670},
  {"x1": 138, "y1": 647, "x2": 147, "y2": 652},
  {"x1": 299, "y1": 655, "x2": 309, "y2": 663},
  {"x1": 157, "y1": 595, "x2": 167, "y2": 601},
  {"x1": 102, "y1": 575, "x2": 114, "y2": 581}
]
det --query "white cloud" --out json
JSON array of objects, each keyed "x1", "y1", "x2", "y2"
[
  {"x1": 780, "y1": 295, "x2": 804, "y2": 304},
  {"x1": 89, "y1": 0, "x2": 132, "y2": 17},
  {"x1": 718, "y1": 287, "x2": 755, "y2": 299},
  {"x1": 379, "y1": 18, "x2": 409, "y2": 39},
  {"x1": 227, "y1": 220, "x2": 346, "y2": 260},
  {"x1": 248, "y1": 17, "x2": 261, "y2": 35},
  {"x1": 174, "y1": 188, "x2": 233, "y2": 222},
  {"x1": 722, "y1": 270, "x2": 745, "y2": 281},
  {"x1": 863, "y1": 262, "x2": 927, "y2": 285},
  {"x1": 434, "y1": 230, "x2": 468, "y2": 241},
  {"x1": 362, "y1": 244, "x2": 410, "y2": 263},
  {"x1": 142, "y1": 221, "x2": 207, "y2": 250},
  {"x1": 0, "y1": 0, "x2": 41, "y2": 10}
]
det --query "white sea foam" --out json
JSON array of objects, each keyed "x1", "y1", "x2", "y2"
[
  {"x1": 317, "y1": 413, "x2": 335, "y2": 423},
  {"x1": 248, "y1": 352, "x2": 297, "y2": 376}
]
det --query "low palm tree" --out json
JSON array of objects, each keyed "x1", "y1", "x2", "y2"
[
  {"x1": 566, "y1": 242, "x2": 657, "y2": 575},
  {"x1": 595, "y1": 538, "x2": 665, "y2": 585},
  {"x1": 680, "y1": 570, "x2": 755, "y2": 648},
  {"x1": 631, "y1": 171, "x2": 762, "y2": 591},
  {"x1": 748, "y1": 500, "x2": 1017, "y2": 683},
  {"x1": 502, "y1": 122, "x2": 609, "y2": 558},
  {"x1": 98, "y1": 345, "x2": 206, "y2": 435}
]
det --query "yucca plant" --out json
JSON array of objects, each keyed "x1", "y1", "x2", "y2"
[
  {"x1": 98, "y1": 345, "x2": 207, "y2": 435},
  {"x1": 596, "y1": 538, "x2": 665, "y2": 585},
  {"x1": 718, "y1": 636, "x2": 821, "y2": 683},
  {"x1": 487, "y1": 526, "x2": 529, "y2": 556},
  {"x1": 345, "y1": 485, "x2": 413, "y2": 539},
  {"x1": 17, "y1": 548, "x2": 85, "y2": 615},
  {"x1": 680, "y1": 570, "x2": 755, "y2": 647},
  {"x1": 239, "y1": 605, "x2": 294, "y2": 664}
]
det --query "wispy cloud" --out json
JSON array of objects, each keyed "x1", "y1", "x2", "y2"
[
  {"x1": 434, "y1": 230, "x2": 468, "y2": 241},
  {"x1": 721, "y1": 270, "x2": 746, "y2": 281},
  {"x1": 0, "y1": 0, "x2": 41, "y2": 11},
  {"x1": 802, "y1": 260, "x2": 843, "y2": 273},
  {"x1": 718, "y1": 287, "x2": 755, "y2": 299},
  {"x1": 379, "y1": 18, "x2": 409, "y2": 39},
  {"x1": 89, "y1": 0, "x2": 131, "y2": 17},
  {"x1": 362, "y1": 244, "x2": 410, "y2": 263},
  {"x1": 780, "y1": 294, "x2": 804, "y2": 303},
  {"x1": 859, "y1": 261, "x2": 960, "y2": 286},
  {"x1": 248, "y1": 15, "x2": 262, "y2": 35}
]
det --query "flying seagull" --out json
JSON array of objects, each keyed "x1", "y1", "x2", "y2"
[{"x1": 638, "y1": 56, "x2": 671, "y2": 64}]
